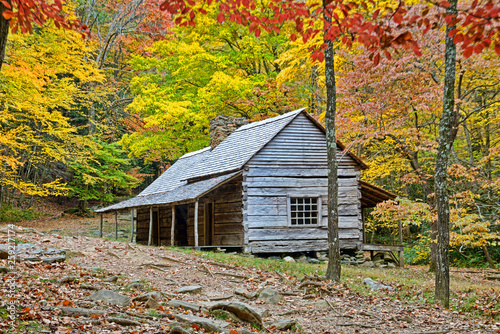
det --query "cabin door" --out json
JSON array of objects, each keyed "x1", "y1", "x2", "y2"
[
  {"x1": 205, "y1": 202, "x2": 214, "y2": 246},
  {"x1": 175, "y1": 204, "x2": 189, "y2": 246}
]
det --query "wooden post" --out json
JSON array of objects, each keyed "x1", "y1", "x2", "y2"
[
  {"x1": 398, "y1": 220, "x2": 404, "y2": 268},
  {"x1": 99, "y1": 214, "x2": 103, "y2": 238},
  {"x1": 130, "y1": 209, "x2": 134, "y2": 243},
  {"x1": 194, "y1": 200, "x2": 199, "y2": 248},
  {"x1": 148, "y1": 206, "x2": 153, "y2": 246},
  {"x1": 171, "y1": 206, "x2": 175, "y2": 246},
  {"x1": 115, "y1": 212, "x2": 118, "y2": 240}
]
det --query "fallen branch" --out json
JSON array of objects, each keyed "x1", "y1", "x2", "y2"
[
  {"x1": 160, "y1": 255, "x2": 183, "y2": 263},
  {"x1": 202, "y1": 264, "x2": 215, "y2": 278}
]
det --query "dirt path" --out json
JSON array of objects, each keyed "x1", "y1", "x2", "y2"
[{"x1": 1, "y1": 225, "x2": 498, "y2": 333}]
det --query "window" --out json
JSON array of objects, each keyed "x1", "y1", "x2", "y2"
[{"x1": 289, "y1": 197, "x2": 319, "y2": 226}]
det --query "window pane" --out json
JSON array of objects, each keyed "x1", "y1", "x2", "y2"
[{"x1": 290, "y1": 197, "x2": 318, "y2": 225}]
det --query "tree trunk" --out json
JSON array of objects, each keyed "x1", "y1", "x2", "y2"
[
  {"x1": 434, "y1": 0, "x2": 458, "y2": 309},
  {"x1": 482, "y1": 245, "x2": 496, "y2": 269},
  {"x1": 323, "y1": 1, "x2": 341, "y2": 283},
  {"x1": 0, "y1": 0, "x2": 11, "y2": 71}
]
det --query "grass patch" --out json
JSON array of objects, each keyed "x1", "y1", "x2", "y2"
[{"x1": 0, "y1": 204, "x2": 42, "y2": 223}]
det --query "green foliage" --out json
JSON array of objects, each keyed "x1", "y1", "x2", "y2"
[
  {"x1": 0, "y1": 204, "x2": 42, "y2": 222},
  {"x1": 68, "y1": 138, "x2": 139, "y2": 204},
  {"x1": 404, "y1": 236, "x2": 431, "y2": 265}
]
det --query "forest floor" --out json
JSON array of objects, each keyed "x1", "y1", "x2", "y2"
[{"x1": 1, "y1": 209, "x2": 500, "y2": 333}]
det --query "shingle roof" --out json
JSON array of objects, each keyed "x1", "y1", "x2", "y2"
[
  {"x1": 95, "y1": 171, "x2": 240, "y2": 212},
  {"x1": 94, "y1": 107, "x2": 369, "y2": 213}
]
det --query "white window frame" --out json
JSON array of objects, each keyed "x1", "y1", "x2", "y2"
[{"x1": 287, "y1": 195, "x2": 322, "y2": 227}]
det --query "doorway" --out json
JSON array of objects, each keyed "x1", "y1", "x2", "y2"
[
  {"x1": 175, "y1": 204, "x2": 189, "y2": 246},
  {"x1": 205, "y1": 202, "x2": 214, "y2": 246},
  {"x1": 151, "y1": 209, "x2": 159, "y2": 246}
]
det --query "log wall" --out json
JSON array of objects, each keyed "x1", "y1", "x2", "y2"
[{"x1": 244, "y1": 113, "x2": 362, "y2": 253}]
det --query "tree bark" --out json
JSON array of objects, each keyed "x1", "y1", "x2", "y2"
[
  {"x1": 323, "y1": 1, "x2": 341, "y2": 283},
  {"x1": 0, "y1": 0, "x2": 11, "y2": 71},
  {"x1": 434, "y1": 0, "x2": 458, "y2": 308}
]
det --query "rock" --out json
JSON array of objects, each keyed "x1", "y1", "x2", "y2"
[
  {"x1": 57, "y1": 276, "x2": 78, "y2": 284},
  {"x1": 127, "y1": 283, "x2": 145, "y2": 290},
  {"x1": 146, "y1": 298, "x2": 161, "y2": 309},
  {"x1": 88, "y1": 289, "x2": 131, "y2": 307},
  {"x1": 104, "y1": 276, "x2": 119, "y2": 283},
  {"x1": 486, "y1": 274, "x2": 500, "y2": 281},
  {"x1": 174, "y1": 314, "x2": 229, "y2": 332},
  {"x1": 0, "y1": 266, "x2": 10, "y2": 274},
  {"x1": 132, "y1": 291, "x2": 162, "y2": 302},
  {"x1": 168, "y1": 300, "x2": 203, "y2": 312},
  {"x1": 308, "y1": 300, "x2": 330, "y2": 309},
  {"x1": 210, "y1": 302, "x2": 262, "y2": 326},
  {"x1": 308, "y1": 258, "x2": 321, "y2": 264},
  {"x1": 399, "y1": 315, "x2": 413, "y2": 323},
  {"x1": 387, "y1": 262, "x2": 396, "y2": 268},
  {"x1": 107, "y1": 317, "x2": 142, "y2": 326},
  {"x1": 80, "y1": 284, "x2": 100, "y2": 290},
  {"x1": 175, "y1": 285, "x2": 202, "y2": 294},
  {"x1": 362, "y1": 278, "x2": 394, "y2": 291},
  {"x1": 56, "y1": 306, "x2": 107, "y2": 317},
  {"x1": 283, "y1": 256, "x2": 295, "y2": 263},
  {"x1": 297, "y1": 255, "x2": 308, "y2": 263},
  {"x1": 41, "y1": 255, "x2": 66, "y2": 263},
  {"x1": 82, "y1": 267, "x2": 100, "y2": 272},
  {"x1": 359, "y1": 261, "x2": 375, "y2": 268},
  {"x1": 235, "y1": 288, "x2": 249, "y2": 297},
  {"x1": 340, "y1": 260, "x2": 358, "y2": 266},
  {"x1": 259, "y1": 288, "x2": 281, "y2": 304},
  {"x1": 0, "y1": 249, "x2": 8, "y2": 259},
  {"x1": 169, "y1": 326, "x2": 191, "y2": 334},
  {"x1": 265, "y1": 318, "x2": 297, "y2": 330}
]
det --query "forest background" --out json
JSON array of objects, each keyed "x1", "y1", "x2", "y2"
[{"x1": 0, "y1": 0, "x2": 498, "y2": 269}]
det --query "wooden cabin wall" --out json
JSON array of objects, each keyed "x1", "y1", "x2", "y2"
[
  {"x1": 201, "y1": 176, "x2": 243, "y2": 245},
  {"x1": 244, "y1": 113, "x2": 362, "y2": 253},
  {"x1": 136, "y1": 207, "x2": 150, "y2": 245}
]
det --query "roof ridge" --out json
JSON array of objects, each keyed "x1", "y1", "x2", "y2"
[{"x1": 235, "y1": 108, "x2": 306, "y2": 132}]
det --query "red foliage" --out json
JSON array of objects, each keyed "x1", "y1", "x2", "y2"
[{"x1": 2, "y1": 0, "x2": 87, "y2": 36}]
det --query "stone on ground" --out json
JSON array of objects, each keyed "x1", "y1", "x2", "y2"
[
  {"x1": 88, "y1": 289, "x2": 131, "y2": 307},
  {"x1": 57, "y1": 276, "x2": 78, "y2": 284},
  {"x1": 362, "y1": 278, "x2": 394, "y2": 291},
  {"x1": 175, "y1": 285, "x2": 202, "y2": 294},
  {"x1": 168, "y1": 300, "x2": 203, "y2": 312},
  {"x1": 146, "y1": 298, "x2": 161, "y2": 309},
  {"x1": 258, "y1": 288, "x2": 281, "y2": 304},
  {"x1": 210, "y1": 302, "x2": 263, "y2": 326},
  {"x1": 264, "y1": 318, "x2": 297, "y2": 330},
  {"x1": 174, "y1": 313, "x2": 230, "y2": 332},
  {"x1": 132, "y1": 291, "x2": 162, "y2": 302}
]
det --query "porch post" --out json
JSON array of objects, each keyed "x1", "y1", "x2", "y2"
[
  {"x1": 115, "y1": 211, "x2": 118, "y2": 239},
  {"x1": 398, "y1": 220, "x2": 404, "y2": 268},
  {"x1": 99, "y1": 214, "x2": 103, "y2": 238},
  {"x1": 194, "y1": 200, "x2": 199, "y2": 248},
  {"x1": 130, "y1": 209, "x2": 134, "y2": 242},
  {"x1": 148, "y1": 206, "x2": 153, "y2": 246},
  {"x1": 171, "y1": 205, "x2": 175, "y2": 246}
]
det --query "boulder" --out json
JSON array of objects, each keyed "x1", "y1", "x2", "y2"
[
  {"x1": 283, "y1": 256, "x2": 295, "y2": 263},
  {"x1": 258, "y1": 288, "x2": 281, "y2": 304},
  {"x1": 88, "y1": 289, "x2": 131, "y2": 307},
  {"x1": 362, "y1": 278, "x2": 394, "y2": 291},
  {"x1": 146, "y1": 298, "x2": 161, "y2": 309},
  {"x1": 175, "y1": 285, "x2": 202, "y2": 294},
  {"x1": 210, "y1": 302, "x2": 262, "y2": 326},
  {"x1": 41, "y1": 255, "x2": 66, "y2": 263},
  {"x1": 359, "y1": 261, "x2": 375, "y2": 268}
]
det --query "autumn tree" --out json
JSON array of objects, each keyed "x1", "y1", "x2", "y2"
[{"x1": 0, "y1": 0, "x2": 85, "y2": 70}]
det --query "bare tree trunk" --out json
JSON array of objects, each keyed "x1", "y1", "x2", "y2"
[
  {"x1": 323, "y1": 0, "x2": 341, "y2": 283},
  {"x1": 434, "y1": 0, "x2": 458, "y2": 308},
  {"x1": 482, "y1": 245, "x2": 496, "y2": 269},
  {"x1": 0, "y1": 0, "x2": 11, "y2": 71}
]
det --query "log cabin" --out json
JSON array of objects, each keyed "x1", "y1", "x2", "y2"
[{"x1": 96, "y1": 108, "x2": 396, "y2": 254}]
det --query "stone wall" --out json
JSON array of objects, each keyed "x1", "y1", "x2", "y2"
[{"x1": 209, "y1": 115, "x2": 248, "y2": 149}]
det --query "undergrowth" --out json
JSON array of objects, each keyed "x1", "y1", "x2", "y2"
[{"x1": 0, "y1": 204, "x2": 42, "y2": 223}]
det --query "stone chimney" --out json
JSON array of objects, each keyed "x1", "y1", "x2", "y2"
[{"x1": 209, "y1": 115, "x2": 249, "y2": 149}]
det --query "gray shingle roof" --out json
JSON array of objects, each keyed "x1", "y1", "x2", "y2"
[
  {"x1": 94, "y1": 107, "x2": 309, "y2": 213},
  {"x1": 95, "y1": 171, "x2": 240, "y2": 212}
]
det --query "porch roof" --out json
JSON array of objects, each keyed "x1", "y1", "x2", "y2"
[{"x1": 359, "y1": 180, "x2": 397, "y2": 208}]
